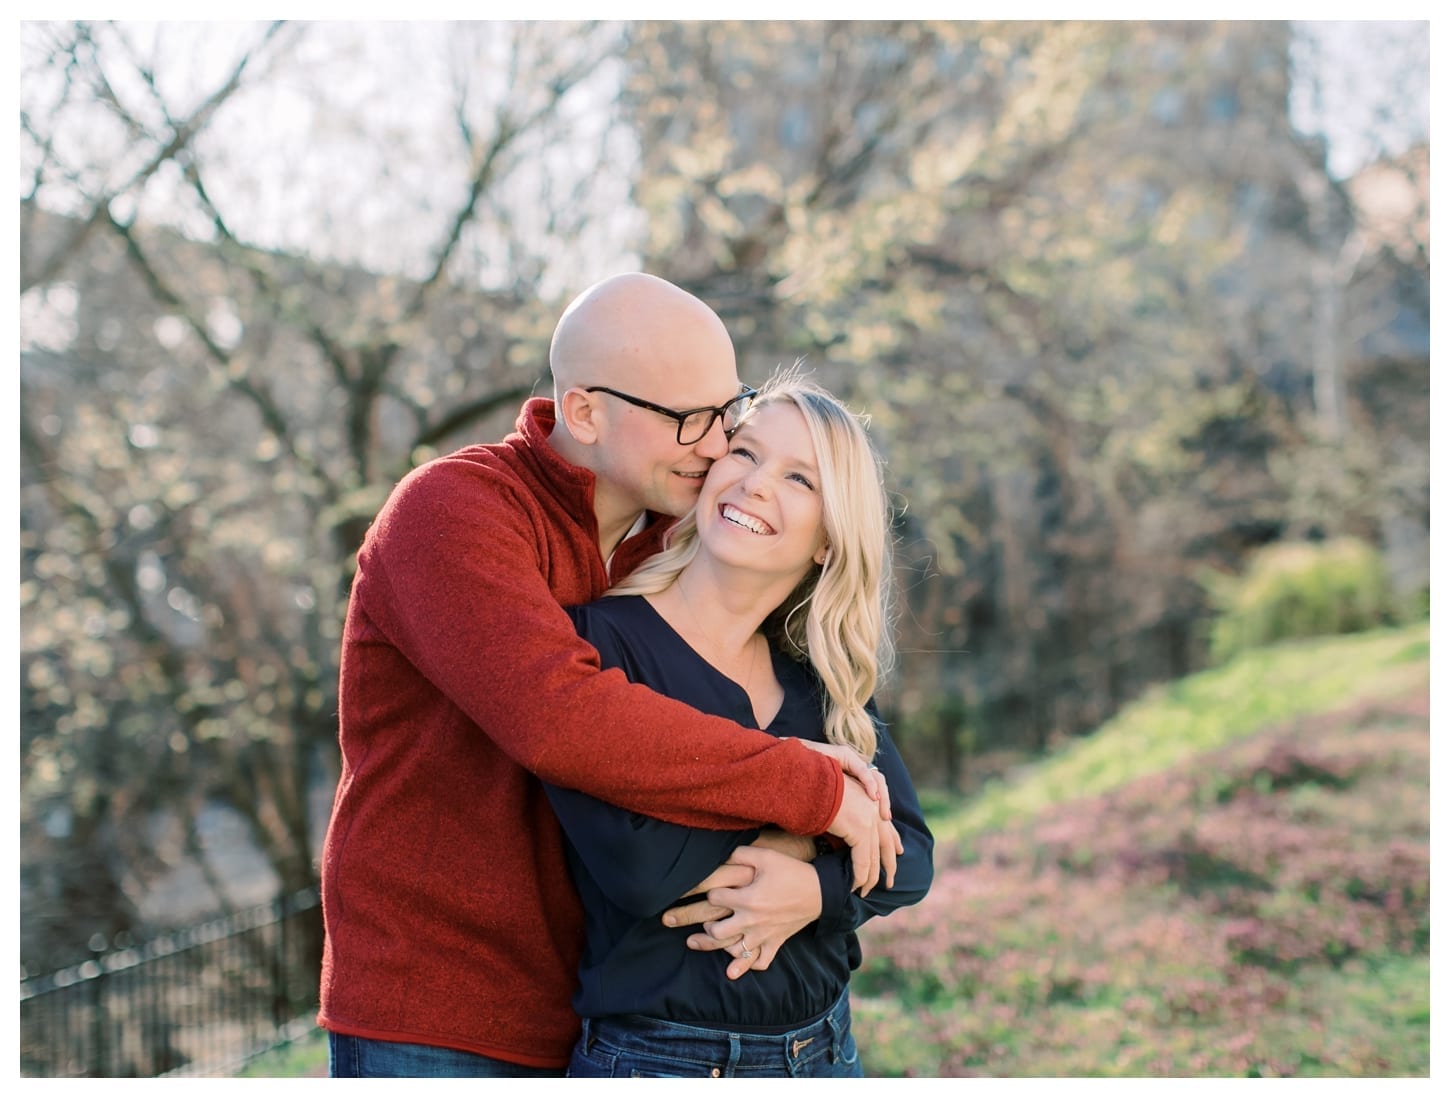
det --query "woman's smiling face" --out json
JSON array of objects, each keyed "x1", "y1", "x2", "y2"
[{"x1": 695, "y1": 400, "x2": 828, "y2": 583}]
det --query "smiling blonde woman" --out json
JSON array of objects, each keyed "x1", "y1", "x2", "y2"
[{"x1": 545, "y1": 371, "x2": 934, "y2": 1079}]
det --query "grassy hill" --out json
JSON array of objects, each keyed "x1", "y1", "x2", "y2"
[{"x1": 853, "y1": 622, "x2": 1430, "y2": 1076}]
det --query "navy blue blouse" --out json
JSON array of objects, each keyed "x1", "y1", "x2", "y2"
[{"x1": 546, "y1": 594, "x2": 934, "y2": 1030}]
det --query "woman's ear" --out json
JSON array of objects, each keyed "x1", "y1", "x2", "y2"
[
  {"x1": 814, "y1": 544, "x2": 831, "y2": 567},
  {"x1": 558, "y1": 387, "x2": 601, "y2": 445}
]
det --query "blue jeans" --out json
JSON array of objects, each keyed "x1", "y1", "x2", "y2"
[
  {"x1": 328, "y1": 1031, "x2": 563, "y2": 1078},
  {"x1": 565, "y1": 986, "x2": 864, "y2": 1078}
]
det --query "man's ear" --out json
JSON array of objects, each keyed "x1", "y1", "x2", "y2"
[{"x1": 558, "y1": 387, "x2": 601, "y2": 445}]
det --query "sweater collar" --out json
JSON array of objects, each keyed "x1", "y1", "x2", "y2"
[
  {"x1": 512, "y1": 397, "x2": 596, "y2": 506},
  {"x1": 511, "y1": 397, "x2": 671, "y2": 572}
]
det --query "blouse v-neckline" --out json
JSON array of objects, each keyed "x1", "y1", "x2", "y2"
[{"x1": 637, "y1": 596, "x2": 789, "y2": 730}]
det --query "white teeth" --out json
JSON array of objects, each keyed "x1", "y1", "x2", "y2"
[{"x1": 722, "y1": 504, "x2": 772, "y2": 535}]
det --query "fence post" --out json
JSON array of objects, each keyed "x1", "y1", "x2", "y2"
[
  {"x1": 86, "y1": 945, "x2": 107, "y2": 1077},
  {"x1": 23, "y1": 889, "x2": 323, "y2": 1078},
  {"x1": 273, "y1": 893, "x2": 288, "y2": 1030}
]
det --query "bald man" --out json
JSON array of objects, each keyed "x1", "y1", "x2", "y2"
[{"x1": 317, "y1": 274, "x2": 892, "y2": 1077}]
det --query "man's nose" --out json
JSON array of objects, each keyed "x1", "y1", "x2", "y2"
[{"x1": 692, "y1": 417, "x2": 730, "y2": 460}]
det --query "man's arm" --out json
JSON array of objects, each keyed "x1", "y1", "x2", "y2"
[{"x1": 359, "y1": 457, "x2": 876, "y2": 846}]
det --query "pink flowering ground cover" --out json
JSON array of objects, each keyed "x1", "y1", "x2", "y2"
[{"x1": 852, "y1": 691, "x2": 1430, "y2": 1077}]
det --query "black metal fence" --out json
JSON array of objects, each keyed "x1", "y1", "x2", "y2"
[{"x1": 19, "y1": 888, "x2": 324, "y2": 1078}]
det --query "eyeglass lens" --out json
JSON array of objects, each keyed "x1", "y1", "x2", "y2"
[{"x1": 679, "y1": 392, "x2": 752, "y2": 444}]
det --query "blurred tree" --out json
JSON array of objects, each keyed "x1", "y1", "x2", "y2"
[
  {"x1": 621, "y1": 20, "x2": 1427, "y2": 772},
  {"x1": 19, "y1": 19, "x2": 630, "y2": 964},
  {"x1": 1283, "y1": 23, "x2": 1429, "y2": 600}
]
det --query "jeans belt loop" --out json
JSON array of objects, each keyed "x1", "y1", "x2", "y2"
[
  {"x1": 828, "y1": 1000, "x2": 845, "y2": 1062},
  {"x1": 581, "y1": 1017, "x2": 596, "y2": 1055},
  {"x1": 727, "y1": 1033, "x2": 743, "y2": 1076}
]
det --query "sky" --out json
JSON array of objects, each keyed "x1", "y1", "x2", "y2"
[{"x1": 1288, "y1": 19, "x2": 1431, "y2": 177}]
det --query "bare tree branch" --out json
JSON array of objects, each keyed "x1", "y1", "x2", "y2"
[
  {"x1": 103, "y1": 208, "x2": 340, "y2": 500},
  {"x1": 177, "y1": 158, "x2": 360, "y2": 395},
  {"x1": 22, "y1": 21, "x2": 291, "y2": 294},
  {"x1": 407, "y1": 28, "x2": 615, "y2": 317},
  {"x1": 412, "y1": 377, "x2": 544, "y2": 452}
]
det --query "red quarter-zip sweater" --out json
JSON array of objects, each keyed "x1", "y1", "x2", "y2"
[{"x1": 317, "y1": 399, "x2": 846, "y2": 1068}]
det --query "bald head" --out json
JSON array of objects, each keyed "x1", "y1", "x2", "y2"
[
  {"x1": 549, "y1": 273, "x2": 736, "y2": 397},
  {"x1": 547, "y1": 273, "x2": 744, "y2": 548}
]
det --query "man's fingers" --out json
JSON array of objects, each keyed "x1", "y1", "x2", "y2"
[
  {"x1": 796, "y1": 740, "x2": 892, "y2": 820},
  {"x1": 663, "y1": 898, "x2": 732, "y2": 929},
  {"x1": 846, "y1": 838, "x2": 867, "y2": 894},
  {"x1": 829, "y1": 779, "x2": 880, "y2": 892},
  {"x1": 872, "y1": 766, "x2": 893, "y2": 822},
  {"x1": 854, "y1": 820, "x2": 882, "y2": 899},
  {"x1": 852, "y1": 835, "x2": 875, "y2": 893},
  {"x1": 879, "y1": 819, "x2": 901, "y2": 891},
  {"x1": 725, "y1": 845, "x2": 767, "y2": 869},
  {"x1": 684, "y1": 931, "x2": 733, "y2": 952},
  {"x1": 690, "y1": 860, "x2": 755, "y2": 896},
  {"x1": 663, "y1": 859, "x2": 755, "y2": 928}
]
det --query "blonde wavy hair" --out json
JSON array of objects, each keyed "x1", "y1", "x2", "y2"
[{"x1": 607, "y1": 370, "x2": 895, "y2": 761}]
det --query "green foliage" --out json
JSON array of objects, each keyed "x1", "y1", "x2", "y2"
[
  {"x1": 892, "y1": 695, "x2": 977, "y2": 792},
  {"x1": 1202, "y1": 538, "x2": 1410, "y2": 664}
]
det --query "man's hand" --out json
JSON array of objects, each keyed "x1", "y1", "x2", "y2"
[
  {"x1": 749, "y1": 828, "x2": 817, "y2": 863},
  {"x1": 796, "y1": 740, "x2": 893, "y2": 821},
  {"x1": 826, "y1": 777, "x2": 900, "y2": 897},
  {"x1": 663, "y1": 846, "x2": 822, "y2": 980},
  {"x1": 877, "y1": 817, "x2": 904, "y2": 891}
]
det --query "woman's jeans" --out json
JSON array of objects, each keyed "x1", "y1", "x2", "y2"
[
  {"x1": 565, "y1": 986, "x2": 864, "y2": 1078},
  {"x1": 328, "y1": 1031, "x2": 563, "y2": 1077}
]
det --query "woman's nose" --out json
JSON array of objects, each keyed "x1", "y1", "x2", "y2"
[{"x1": 741, "y1": 468, "x2": 771, "y2": 497}]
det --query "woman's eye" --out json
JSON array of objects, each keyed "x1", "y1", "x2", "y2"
[
  {"x1": 730, "y1": 446, "x2": 757, "y2": 462},
  {"x1": 789, "y1": 473, "x2": 815, "y2": 489}
]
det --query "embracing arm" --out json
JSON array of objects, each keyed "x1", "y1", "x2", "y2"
[
  {"x1": 663, "y1": 711, "x2": 928, "y2": 976},
  {"x1": 543, "y1": 781, "x2": 760, "y2": 918},
  {"x1": 673, "y1": 717, "x2": 931, "y2": 951},
  {"x1": 357, "y1": 456, "x2": 848, "y2": 835}
]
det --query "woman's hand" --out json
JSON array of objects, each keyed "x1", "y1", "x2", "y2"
[
  {"x1": 661, "y1": 846, "x2": 822, "y2": 980},
  {"x1": 660, "y1": 830, "x2": 815, "y2": 932}
]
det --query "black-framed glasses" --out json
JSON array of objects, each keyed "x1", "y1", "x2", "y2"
[{"x1": 584, "y1": 384, "x2": 758, "y2": 445}]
